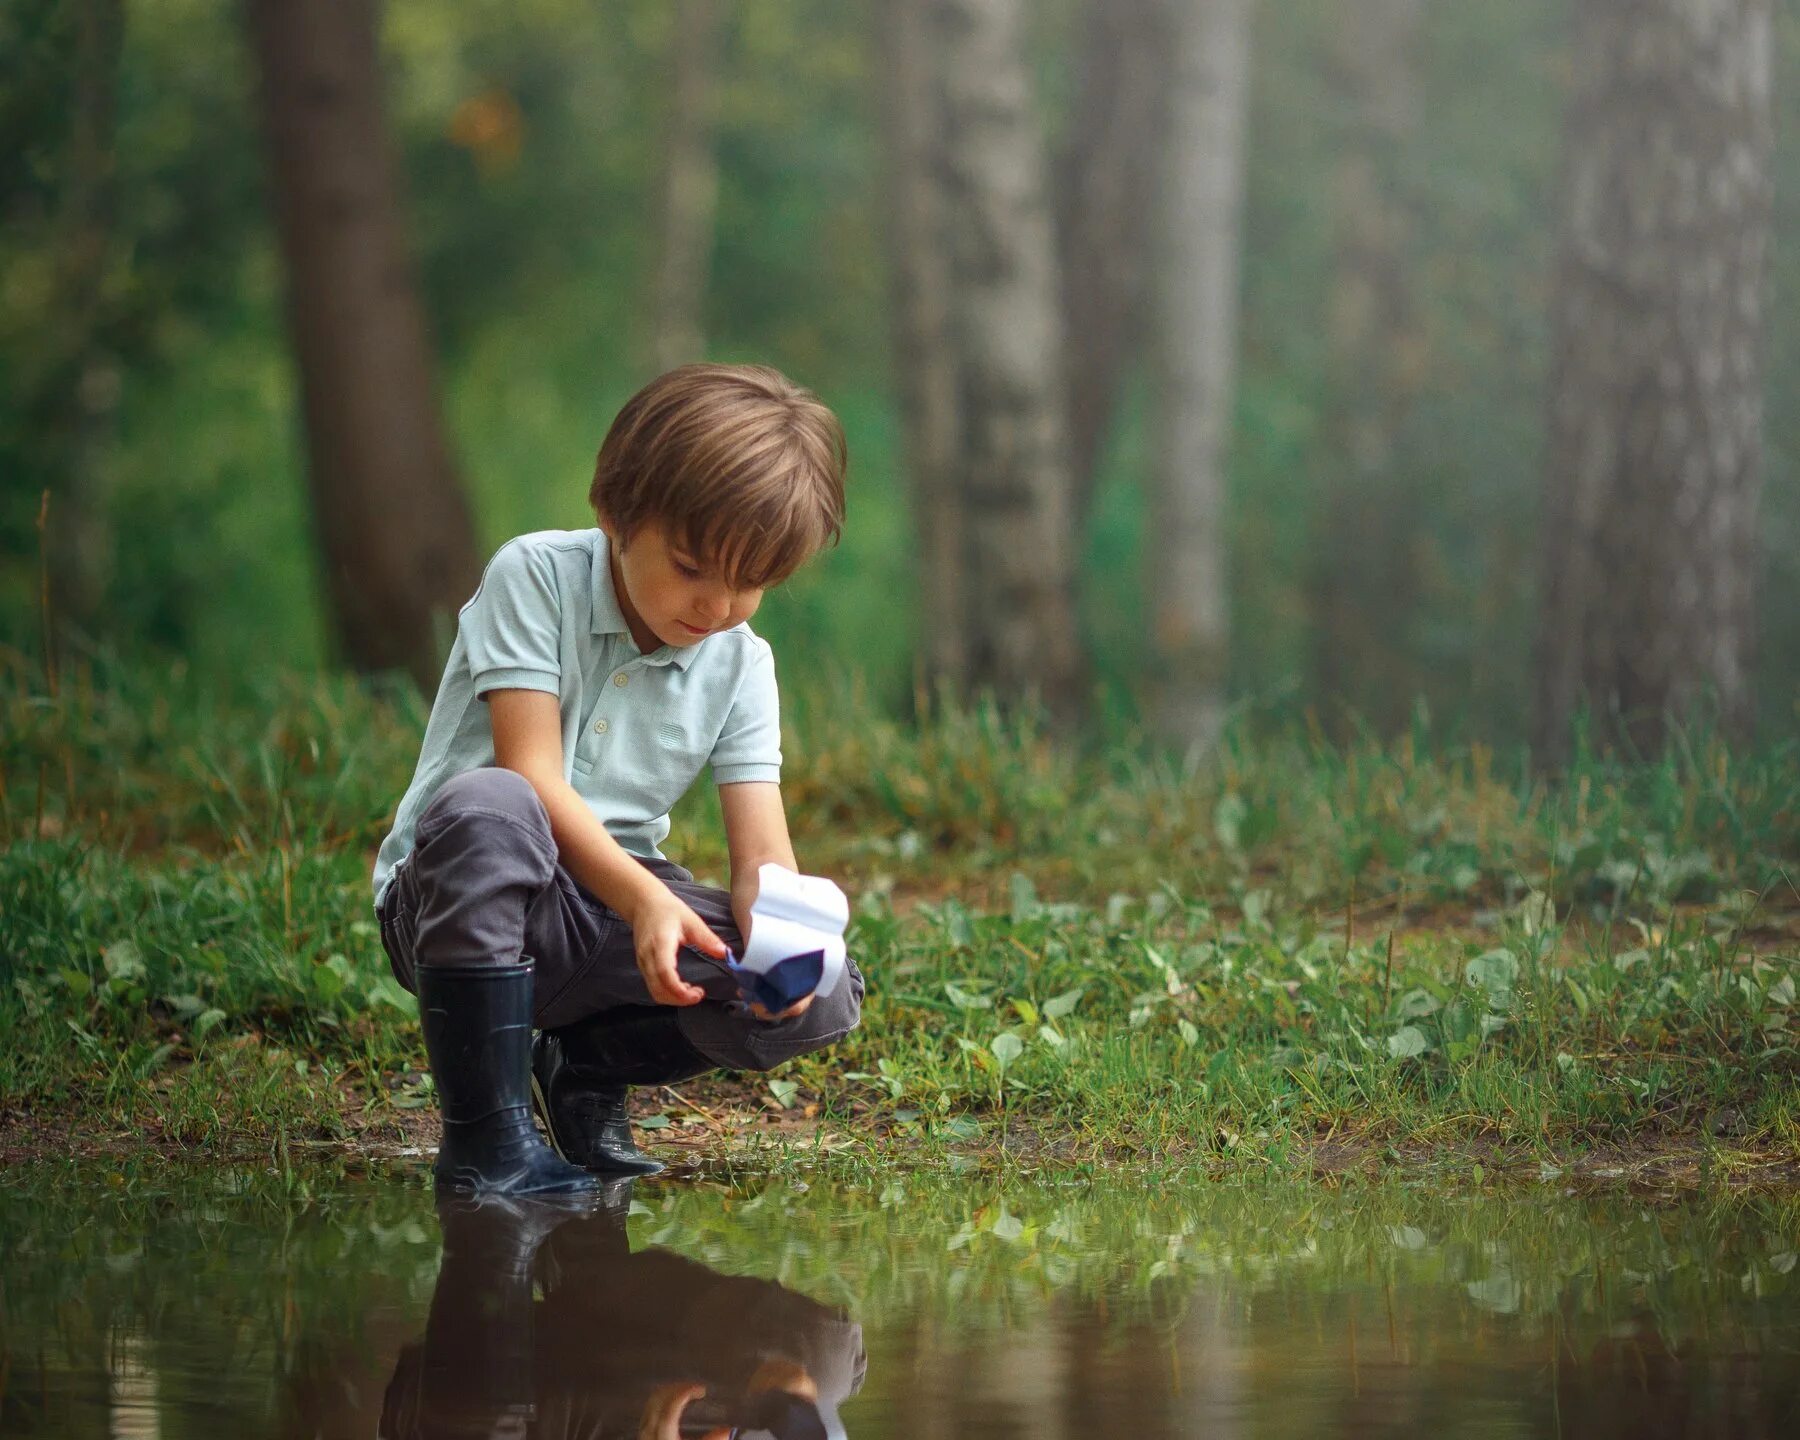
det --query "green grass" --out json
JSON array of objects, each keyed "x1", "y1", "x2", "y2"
[{"x1": 2, "y1": 651, "x2": 1797, "y2": 1175}]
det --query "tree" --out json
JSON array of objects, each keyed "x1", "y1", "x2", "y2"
[
  {"x1": 875, "y1": 0, "x2": 966, "y2": 695},
  {"x1": 651, "y1": 0, "x2": 722, "y2": 374},
  {"x1": 1307, "y1": 0, "x2": 1427, "y2": 733},
  {"x1": 245, "y1": 0, "x2": 481, "y2": 694},
  {"x1": 934, "y1": 0, "x2": 1084, "y2": 718},
  {"x1": 1055, "y1": 0, "x2": 1170, "y2": 525},
  {"x1": 1534, "y1": 0, "x2": 1774, "y2": 758},
  {"x1": 1147, "y1": 0, "x2": 1254, "y2": 752}
]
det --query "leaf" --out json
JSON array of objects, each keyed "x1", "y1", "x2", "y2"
[
  {"x1": 636, "y1": 1113, "x2": 673, "y2": 1130},
  {"x1": 1387, "y1": 1026, "x2": 1429, "y2": 1059},
  {"x1": 940, "y1": 1115, "x2": 981, "y2": 1141},
  {"x1": 1516, "y1": 891, "x2": 1556, "y2": 938},
  {"x1": 767, "y1": 1078, "x2": 800, "y2": 1109},
  {"x1": 59, "y1": 968, "x2": 92, "y2": 999},
  {"x1": 1465, "y1": 949, "x2": 1520, "y2": 1005},
  {"x1": 1396, "y1": 987, "x2": 1442, "y2": 1019},
  {"x1": 192, "y1": 1008, "x2": 228, "y2": 1038},
  {"x1": 944, "y1": 981, "x2": 992, "y2": 1010},
  {"x1": 1177, "y1": 1019, "x2": 1200, "y2": 1048},
  {"x1": 1010, "y1": 997, "x2": 1040, "y2": 1026},
  {"x1": 989, "y1": 1210, "x2": 1024, "y2": 1242},
  {"x1": 1767, "y1": 975, "x2": 1795, "y2": 1009},
  {"x1": 1213, "y1": 791, "x2": 1248, "y2": 850},
  {"x1": 1008, "y1": 872, "x2": 1041, "y2": 923},
  {"x1": 1043, "y1": 987, "x2": 1085, "y2": 1020},
  {"x1": 1037, "y1": 1025, "x2": 1065, "y2": 1048},
  {"x1": 1466, "y1": 1273, "x2": 1522, "y2": 1314},
  {"x1": 990, "y1": 1032, "x2": 1024, "y2": 1068},
  {"x1": 102, "y1": 941, "x2": 146, "y2": 982}
]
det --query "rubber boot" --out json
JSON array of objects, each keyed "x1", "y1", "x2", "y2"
[
  {"x1": 417, "y1": 960, "x2": 599, "y2": 1196},
  {"x1": 383, "y1": 1195, "x2": 582, "y2": 1440},
  {"x1": 530, "y1": 1005, "x2": 714, "y2": 1177}
]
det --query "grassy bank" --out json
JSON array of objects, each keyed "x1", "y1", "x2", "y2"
[{"x1": 3, "y1": 654, "x2": 1797, "y2": 1180}]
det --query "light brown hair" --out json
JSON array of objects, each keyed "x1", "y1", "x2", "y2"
[{"x1": 590, "y1": 364, "x2": 847, "y2": 590}]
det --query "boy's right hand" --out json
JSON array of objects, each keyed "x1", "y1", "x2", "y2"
[{"x1": 627, "y1": 887, "x2": 728, "y2": 1006}]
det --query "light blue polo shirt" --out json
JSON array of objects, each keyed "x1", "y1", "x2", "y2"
[{"x1": 372, "y1": 528, "x2": 782, "y2": 906}]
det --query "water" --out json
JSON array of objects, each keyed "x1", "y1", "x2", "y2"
[{"x1": 3, "y1": 1160, "x2": 1798, "y2": 1438}]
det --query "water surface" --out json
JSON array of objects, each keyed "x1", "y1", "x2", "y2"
[{"x1": 3, "y1": 1161, "x2": 1797, "y2": 1437}]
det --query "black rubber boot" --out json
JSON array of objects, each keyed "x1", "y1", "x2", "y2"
[
  {"x1": 417, "y1": 960, "x2": 599, "y2": 1196},
  {"x1": 530, "y1": 1005, "x2": 715, "y2": 1177}
]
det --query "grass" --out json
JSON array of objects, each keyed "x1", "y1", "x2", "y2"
[{"x1": 2, "y1": 649, "x2": 1797, "y2": 1179}]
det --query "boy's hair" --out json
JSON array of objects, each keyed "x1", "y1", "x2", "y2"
[{"x1": 590, "y1": 364, "x2": 847, "y2": 590}]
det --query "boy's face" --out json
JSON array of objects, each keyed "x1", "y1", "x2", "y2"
[{"x1": 608, "y1": 520, "x2": 764, "y2": 652}]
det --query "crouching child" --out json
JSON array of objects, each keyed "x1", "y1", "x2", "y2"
[{"x1": 371, "y1": 364, "x2": 864, "y2": 1195}]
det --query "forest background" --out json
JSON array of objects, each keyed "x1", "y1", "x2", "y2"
[{"x1": 5, "y1": 0, "x2": 1797, "y2": 744}]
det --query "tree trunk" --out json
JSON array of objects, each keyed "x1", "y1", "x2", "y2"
[
  {"x1": 44, "y1": 0, "x2": 125, "y2": 634},
  {"x1": 875, "y1": 0, "x2": 966, "y2": 697},
  {"x1": 1534, "y1": 0, "x2": 1773, "y2": 759},
  {"x1": 1055, "y1": 0, "x2": 1170, "y2": 524},
  {"x1": 1307, "y1": 0, "x2": 1426, "y2": 734},
  {"x1": 934, "y1": 0, "x2": 1085, "y2": 720},
  {"x1": 1148, "y1": 0, "x2": 1254, "y2": 754},
  {"x1": 245, "y1": 0, "x2": 481, "y2": 695},
  {"x1": 651, "y1": 0, "x2": 721, "y2": 374}
]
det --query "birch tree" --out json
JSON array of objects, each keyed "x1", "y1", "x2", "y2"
[
  {"x1": 1056, "y1": 0, "x2": 1170, "y2": 523},
  {"x1": 1148, "y1": 0, "x2": 1254, "y2": 752},
  {"x1": 245, "y1": 0, "x2": 481, "y2": 694},
  {"x1": 1534, "y1": 0, "x2": 1774, "y2": 757},
  {"x1": 1309, "y1": 0, "x2": 1426, "y2": 730},
  {"x1": 875, "y1": 0, "x2": 966, "y2": 694},
  {"x1": 651, "y1": 0, "x2": 722, "y2": 374},
  {"x1": 935, "y1": 0, "x2": 1084, "y2": 719}
]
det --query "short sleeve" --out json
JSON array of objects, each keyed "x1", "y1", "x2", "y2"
[
  {"x1": 709, "y1": 639, "x2": 782, "y2": 784},
  {"x1": 460, "y1": 539, "x2": 563, "y2": 697}
]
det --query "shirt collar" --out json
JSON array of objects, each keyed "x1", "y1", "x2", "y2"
[{"x1": 590, "y1": 531, "x2": 698, "y2": 670}]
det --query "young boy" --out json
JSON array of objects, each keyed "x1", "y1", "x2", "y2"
[{"x1": 372, "y1": 364, "x2": 864, "y2": 1196}]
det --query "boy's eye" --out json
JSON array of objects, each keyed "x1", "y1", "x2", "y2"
[{"x1": 674, "y1": 559, "x2": 703, "y2": 579}]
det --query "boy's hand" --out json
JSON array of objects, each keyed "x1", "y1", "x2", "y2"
[{"x1": 627, "y1": 887, "x2": 726, "y2": 1007}]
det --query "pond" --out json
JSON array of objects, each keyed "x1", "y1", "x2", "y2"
[{"x1": 3, "y1": 1160, "x2": 1797, "y2": 1437}]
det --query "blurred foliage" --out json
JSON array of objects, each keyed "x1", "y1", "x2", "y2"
[{"x1": 1, "y1": 0, "x2": 1797, "y2": 737}]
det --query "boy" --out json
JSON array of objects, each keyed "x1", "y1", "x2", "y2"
[{"x1": 372, "y1": 364, "x2": 864, "y2": 1196}]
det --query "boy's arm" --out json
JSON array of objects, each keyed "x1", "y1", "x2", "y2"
[
  {"x1": 488, "y1": 688, "x2": 726, "y2": 1005},
  {"x1": 718, "y1": 781, "x2": 799, "y2": 938},
  {"x1": 718, "y1": 780, "x2": 812, "y2": 1019}
]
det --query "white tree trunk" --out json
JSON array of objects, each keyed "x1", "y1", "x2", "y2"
[
  {"x1": 1535, "y1": 0, "x2": 1774, "y2": 758},
  {"x1": 876, "y1": 0, "x2": 966, "y2": 697},
  {"x1": 1149, "y1": 0, "x2": 1254, "y2": 754},
  {"x1": 935, "y1": 0, "x2": 1084, "y2": 719},
  {"x1": 652, "y1": 0, "x2": 721, "y2": 373}
]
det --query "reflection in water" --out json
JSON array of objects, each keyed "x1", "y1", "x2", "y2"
[
  {"x1": 4, "y1": 1165, "x2": 1799, "y2": 1439},
  {"x1": 380, "y1": 1183, "x2": 864, "y2": 1440}
]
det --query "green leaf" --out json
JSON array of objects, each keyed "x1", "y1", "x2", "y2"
[
  {"x1": 193, "y1": 1008, "x2": 228, "y2": 1038},
  {"x1": 1008, "y1": 873, "x2": 1041, "y2": 923},
  {"x1": 1177, "y1": 1019, "x2": 1200, "y2": 1048},
  {"x1": 944, "y1": 981, "x2": 992, "y2": 1010},
  {"x1": 636, "y1": 1113, "x2": 673, "y2": 1131},
  {"x1": 990, "y1": 1032, "x2": 1024, "y2": 1068},
  {"x1": 767, "y1": 1078, "x2": 800, "y2": 1109},
  {"x1": 1465, "y1": 949, "x2": 1519, "y2": 1005},
  {"x1": 102, "y1": 941, "x2": 146, "y2": 982},
  {"x1": 59, "y1": 968, "x2": 92, "y2": 999},
  {"x1": 1043, "y1": 987, "x2": 1085, "y2": 1020},
  {"x1": 1387, "y1": 1025, "x2": 1429, "y2": 1059},
  {"x1": 1213, "y1": 792, "x2": 1248, "y2": 850},
  {"x1": 940, "y1": 1115, "x2": 981, "y2": 1141},
  {"x1": 989, "y1": 1210, "x2": 1024, "y2": 1242}
]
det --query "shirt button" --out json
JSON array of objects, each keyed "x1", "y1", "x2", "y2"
[
  {"x1": 593, "y1": 719, "x2": 609, "y2": 735},
  {"x1": 613, "y1": 672, "x2": 630, "y2": 688}
]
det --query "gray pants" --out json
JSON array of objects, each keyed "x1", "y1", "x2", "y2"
[{"x1": 376, "y1": 768, "x2": 863, "y2": 1072}]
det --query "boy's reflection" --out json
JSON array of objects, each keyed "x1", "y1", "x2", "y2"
[{"x1": 381, "y1": 1184, "x2": 864, "y2": 1440}]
